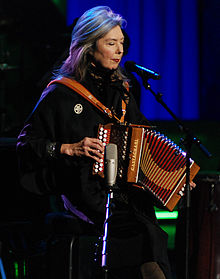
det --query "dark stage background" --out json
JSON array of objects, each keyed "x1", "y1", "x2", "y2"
[{"x1": 0, "y1": 0, "x2": 219, "y2": 278}]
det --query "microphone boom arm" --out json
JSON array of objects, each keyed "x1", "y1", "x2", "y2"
[
  {"x1": 142, "y1": 80, "x2": 212, "y2": 158},
  {"x1": 141, "y1": 76, "x2": 211, "y2": 279}
]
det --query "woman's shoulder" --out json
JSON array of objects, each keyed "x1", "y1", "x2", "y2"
[{"x1": 40, "y1": 81, "x2": 83, "y2": 103}]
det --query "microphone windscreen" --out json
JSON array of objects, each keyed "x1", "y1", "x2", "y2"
[
  {"x1": 105, "y1": 143, "x2": 118, "y2": 187},
  {"x1": 124, "y1": 61, "x2": 135, "y2": 71},
  {"x1": 105, "y1": 143, "x2": 117, "y2": 160}
]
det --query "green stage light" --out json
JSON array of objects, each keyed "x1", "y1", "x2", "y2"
[
  {"x1": 14, "y1": 262, "x2": 18, "y2": 278},
  {"x1": 155, "y1": 211, "x2": 178, "y2": 220}
]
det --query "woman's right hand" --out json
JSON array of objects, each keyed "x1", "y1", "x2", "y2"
[{"x1": 60, "y1": 137, "x2": 104, "y2": 162}]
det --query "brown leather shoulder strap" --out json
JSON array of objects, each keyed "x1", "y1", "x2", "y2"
[
  {"x1": 47, "y1": 76, "x2": 128, "y2": 123},
  {"x1": 47, "y1": 77, "x2": 113, "y2": 119}
]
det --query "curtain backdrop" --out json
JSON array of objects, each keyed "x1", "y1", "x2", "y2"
[{"x1": 66, "y1": 0, "x2": 199, "y2": 120}]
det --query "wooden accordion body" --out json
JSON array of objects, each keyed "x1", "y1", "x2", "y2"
[{"x1": 93, "y1": 123, "x2": 200, "y2": 211}]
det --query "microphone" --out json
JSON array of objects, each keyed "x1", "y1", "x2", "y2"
[
  {"x1": 105, "y1": 143, "x2": 118, "y2": 187},
  {"x1": 124, "y1": 61, "x2": 161, "y2": 80}
]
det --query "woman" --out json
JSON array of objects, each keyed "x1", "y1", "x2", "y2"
[{"x1": 17, "y1": 6, "x2": 172, "y2": 279}]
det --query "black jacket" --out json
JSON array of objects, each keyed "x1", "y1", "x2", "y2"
[
  {"x1": 17, "y1": 74, "x2": 171, "y2": 278},
  {"x1": 17, "y1": 80, "x2": 156, "y2": 221}
]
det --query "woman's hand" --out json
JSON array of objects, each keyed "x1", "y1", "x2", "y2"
[
  {"x1": 190, "y1": 181, "x2": 196, "y2": 190},
  {"x1": 179, "y1": 181, "x2": 196, "y2": 197},
  {"x1": 60, "y1": 137, "x2": 104, "y2": 162}
]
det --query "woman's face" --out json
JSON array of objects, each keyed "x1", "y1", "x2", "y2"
[{"x1": 93, "y1": 25, "x2": 124, "y2": 70}]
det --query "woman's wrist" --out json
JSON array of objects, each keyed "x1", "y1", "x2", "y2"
[
  {"x1": 46, "y1": 142, "x2": 62, "y2": 158},
  {"x1": 60, "y1": 143, "x2": 78, "y2": 156}
]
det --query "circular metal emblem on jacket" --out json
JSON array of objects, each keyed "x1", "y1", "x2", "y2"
[{"x1": 74, "y1": 104, "x2": 83, "y2": 114}]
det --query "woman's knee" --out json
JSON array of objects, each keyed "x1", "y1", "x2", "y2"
[{"x1": 140, "y1": 262, "x2": 166, "y2": 279}]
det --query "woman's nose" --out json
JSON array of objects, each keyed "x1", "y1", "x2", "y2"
[{"x1": 116, "y1": 44, "x2": 123, "y2": 54}]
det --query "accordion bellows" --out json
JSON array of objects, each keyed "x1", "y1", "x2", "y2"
[{"x1": 93, "y1": 123, "x2": 200, "y2": 211}]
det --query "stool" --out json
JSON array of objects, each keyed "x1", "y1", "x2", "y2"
[{"x1": 45, "y1": 212, "x2": 103, "y2": 279}]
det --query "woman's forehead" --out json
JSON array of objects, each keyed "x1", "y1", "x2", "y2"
[{"x1": 102, "y1": 25, "x2": 124, "y2": 40}]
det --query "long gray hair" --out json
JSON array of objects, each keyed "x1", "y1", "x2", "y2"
[{"x1": 56, "y1": 6, "x2": 126, "y2": 81}]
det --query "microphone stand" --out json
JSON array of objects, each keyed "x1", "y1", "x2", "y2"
[
  {"x1": 101, "y1": 143, "x2": 118, "y2": 278},
  {"x1": 141, "y1": 78, "x2": 212, "y2": 279},
  {"x1": 102, "y1": 185, "x2": 114, "y2": 278}
]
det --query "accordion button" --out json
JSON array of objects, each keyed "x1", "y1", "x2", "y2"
[
  {"x1": 179, "y1": 191, "x2": 183, "y2": 196},
  {"x1": 99, "y1": 167, "x2": 103, "y2": 171}
]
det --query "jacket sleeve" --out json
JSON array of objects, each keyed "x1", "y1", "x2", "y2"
[{"x1": 16, "y1": 85, "x2": 78, "y2": 195}]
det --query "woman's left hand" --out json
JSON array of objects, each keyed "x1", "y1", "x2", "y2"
[{"x1": 190, "y1": 181, "x2": 196, "y2": 190}]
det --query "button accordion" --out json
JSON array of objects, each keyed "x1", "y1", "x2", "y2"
[{"x1": 93, "y1": 123, "x2": 200, "y2": 211}]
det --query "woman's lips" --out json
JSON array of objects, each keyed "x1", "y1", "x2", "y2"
[{"x1": 112, "y1": 59, "x2": 120, "y2": 63}]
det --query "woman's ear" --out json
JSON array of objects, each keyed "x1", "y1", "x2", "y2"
[{"x1": 89, "y1": 43, "x2": 96, "y2": 55}]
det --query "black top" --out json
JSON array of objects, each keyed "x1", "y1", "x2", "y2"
[{"x1": 16, "y1": 64, "x2": 171, "y2": 278}]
